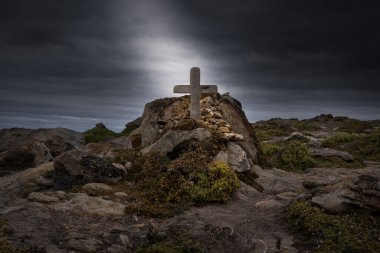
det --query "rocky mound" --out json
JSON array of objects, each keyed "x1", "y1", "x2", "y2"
[
  {"x1": 0, "y1": 128, "x2": 84, "y2": 176},
  {"x1": 128, "y1": 93, "x2": 263, "y2": 172}
]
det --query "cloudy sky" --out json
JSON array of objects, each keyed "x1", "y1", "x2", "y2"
[{"x1": 1, "y1": 0, "x2": 379, "y2": 131}]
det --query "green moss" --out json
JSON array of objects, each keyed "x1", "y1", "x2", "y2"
[{"x1": 286, "y1": 201, "x2": 380, "y2": 253}]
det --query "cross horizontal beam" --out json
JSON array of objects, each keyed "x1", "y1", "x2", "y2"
[{"x1": 173, "y1": 85, "x2": 218, "y2": 94}]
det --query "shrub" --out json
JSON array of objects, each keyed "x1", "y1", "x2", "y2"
[
  {"x1": 286, "y1": 201, "x2": 380, "y2": 253},
  {"x1": 261, "y1": 141, "x2": 315, "y2": 172},
  {"x1": 118, "y1": 151, "x2": 239, "y2": 217},
  {"x1": 280, "y1": 141, "x2": 315, "y2": 172},
  {"x1": 321, "y1": 132, "x2": 358, "y2": 148},
  {"x1": 321, "y1": 132, "x2": 380, "y2": 162},
  {"x1": 188, "y1": 162, "x2": 240, "y2": 203}
]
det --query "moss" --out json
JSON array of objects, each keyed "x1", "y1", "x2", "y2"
[{"x1": 286, "y1": 201, "x2": 380, "y2": 253}]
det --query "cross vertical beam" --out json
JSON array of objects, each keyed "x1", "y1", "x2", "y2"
[{"x1": 190, "y1": 67, "x2": 201, "y2": 120}]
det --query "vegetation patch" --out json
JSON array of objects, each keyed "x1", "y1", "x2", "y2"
[
  {"x1": 286, "y1": 201, "x2": 380, "y2": 253},
  {"x1": 136, "y1": 225, "x2": 204, "y2": 253},
  {"x1": 114, "y1": 150, "x2": 239, "y2": 217},
  {"x1": 322, "y1": 132, "x2": 380, "y2": 161},
  {"x1": 261, "y1": 141, "x2": 315, "y2": 172},
  {"x1": 83, "y1": 123, "x2": 119, "y2": 143}
]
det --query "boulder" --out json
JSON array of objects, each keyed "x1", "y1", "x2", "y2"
[
  {"x1": 51, "y1": 193, "x2": 126, "y2": 216},
  {"x1": 82, "y1": 183, "x2": 112, "y2": 195},
  {"x1": 0, "y1": 128, "x2": 84, "y2": 174},
  {"x1": 309, "y1": 147, "x2": 354, "y2": 162},
  {"x1": 219, "y1": 93, "x2": 263, "y2": 165},
  {"x1": 28, "y1": 192, "x2": 60, "y2": 203},
  {"x1": 141, "y1": 128, "x2": 212, "y2": 155},
  {"x1": 255, "y1": 168, "x2": 305, "y2": 194},
  {"x1": 213, "y1": 143, "x2": 251, "y2": 172},
  {"x1": 311, "y1": 175, "x2": 380, "y2": 213},
  {"x1": 52, "y1": 150, "x2": 124, "y2": 189}
]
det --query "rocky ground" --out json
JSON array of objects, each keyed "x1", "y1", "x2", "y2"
[{"x1": 0, "y1": 95, "x2": 379, "y2": 253}]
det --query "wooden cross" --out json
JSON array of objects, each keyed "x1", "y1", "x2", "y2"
[{"x1": 173, "y1": 67, "x2": 218, "y2": 120}]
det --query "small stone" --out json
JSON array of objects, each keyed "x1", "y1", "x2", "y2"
[
  {"x1": 214, "y1": 112, "x2": 223, "y2": 119},
  {"x1": 223, "y1": 133, "x2": 244, "y2": 141},
  {"x1": 35, "y1": 176, "x2": 53, "y2": 186},
  {"x1": 255, "y1": 199, "x2": 283, "y2": 209},
  {"x1": 218, "y1": 126, "x2": 231, "y2": 133},
  {"x1": 114, "y1": 192, "x2": 128, "y2": 198},
  {"x1": 119, "y1": 234, "x2": 130, "y2": 246},
  {"x1": 28, "y1": 192, "x2": 60, "y2": 203},
  {"x1": 82, "y1": 183, "x2": 112, "y2": 193},
  {"x1": 125, "y1": 161, "x2": 133, "y2": 170}
]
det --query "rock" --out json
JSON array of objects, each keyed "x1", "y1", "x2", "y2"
[
  {"x1": 0, "y1": 149, "x2": 36, "y2": 176},
  {"x1": 256, "y1": 168, "x2": 305, "y2": 194},
  {"x1": 283, "y1": 131, "x2": 320, "y2": 145},
  {"x1": 65, "y1": 233, "x2": 102, "y2": 253},
  {"x1": 129, "y1": 97, "x2": 185, "y2": 148},
  {"x1": 309, "y1": 148, "x2": 354, "y2": 162},
  {"x1": 28, "y1": 192, "x2": 60, "y2": 203},
  {"x1": 219, "y1": 94, "x2": 262, "y2": 164},
  {"x1": 141, "y1": 128, "x2": 212, "y2": 155},
  {"x1": 82, "y1": 183, "x2": 112, "y2": 195},
  {"x1": 223, "y1": 133, "x2": 244, "y2": 141},
  {"x1": 112, "y1": 163, "x2": 127, "y2": 176},
  {"x1": 52, "y1": 150, "x2": 124, "y2": 189},
  {"x1": 226, "y1": 142, "x2": 250, "y2": 172},
  {"x1": 311, "y1": 175, "x2": 380, "y2": 213},
  {"x1": 45, "y1": 244, "x2": 64, "y2": 253},
  {"x1": 214, "y1": 112, "x2": 223, "y2": 119},
  {"x1": 35, "y1": 176, "x2": 53, "y2": 186},
  {"x1": 311, "y1": 191, "x2": 347, "y2": 213},
  {"x1": 276, "y1": 191, "x2": 299, "y2": 201},
  {"x1": 0, "y1": 128, "x2": 84, "y2": 174},
  {"x1": 255, "y1": 199, "x2": 283, "y2": 209},
  {"x1": 218, "y1": 126, "x2": 231, "y2": 133},
  {"x1": 114, "y1": 192, "x2": 128, "y2": 198},
  {"x1": 110, "y1": 136, "x2": 132, "y2": 148},
  {"x1": 119, "y1": 234, "x2": 130, "y2": 246},
  {"x1": 85, "y1": 142, "x2": 128, "y2": 159},
  {"x1": 51, "y1": 193, "x2": 126, "y2": 215},
  {"x1": 213, "y1": 143, "x2": 251, "y2": 172},
  {"x1": 106, "y1": 245, "x2": 126, "y2": 253}
]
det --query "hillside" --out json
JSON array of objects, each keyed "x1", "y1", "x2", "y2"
[{"x1": 0, "y1": 97, "x2": 379, "y2": 253}]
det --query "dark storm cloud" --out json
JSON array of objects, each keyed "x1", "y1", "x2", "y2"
[{"x1": 0, "y1": 0, "x2": 379, "y2": 131}]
